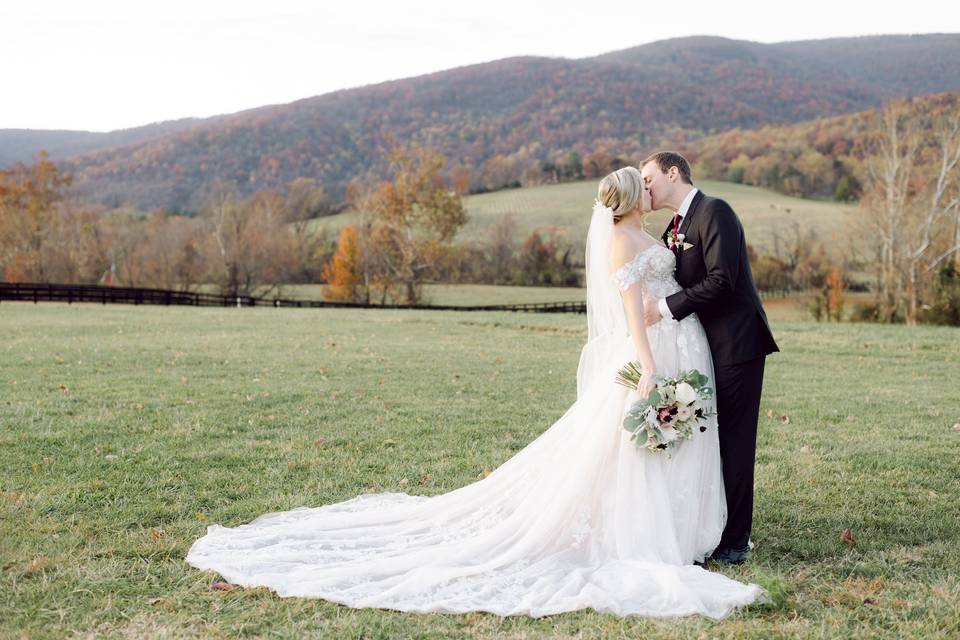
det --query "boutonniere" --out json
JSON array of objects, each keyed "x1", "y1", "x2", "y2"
[{"x1": 667, "y1": 230, "x2": 694, "y2": 252}]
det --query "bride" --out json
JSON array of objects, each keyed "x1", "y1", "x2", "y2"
[{"x1": 185, "y1": 166, "x2": 766, "y2": 619}]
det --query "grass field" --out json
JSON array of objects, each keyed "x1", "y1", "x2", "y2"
[
  {"x1": 272, "y1": 284, "x2": 869, "y2": 324},
  {"x1": 3, "y1": 303, "x2": 958, "y2": 639},
  {"x1": 273, "y1": 283, "x2": 588, "y2": 307},
  {"x1": 313, "y1": 179, "x2": 856, "y2": 257}
]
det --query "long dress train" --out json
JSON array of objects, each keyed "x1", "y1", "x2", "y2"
[{"x1": 185, "y1": 244, "x2": 766, "y2": 619}]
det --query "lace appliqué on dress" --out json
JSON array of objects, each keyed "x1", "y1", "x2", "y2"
[{"x1": 611, "y1": 245, "x2": 683, "y2": 299}]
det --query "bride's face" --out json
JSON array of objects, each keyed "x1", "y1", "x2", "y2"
[{"x1": 640, "y1": 184, "x2": 652, "y2": 213}]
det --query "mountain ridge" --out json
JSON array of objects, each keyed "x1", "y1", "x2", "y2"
[{"x1": 3, "y1": 33, "x2": 957, "y2": 210}]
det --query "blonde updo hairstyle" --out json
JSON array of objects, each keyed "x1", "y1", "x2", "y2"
[{"x1": 597, "y1": 166, "x2": 644, "y2": 225}]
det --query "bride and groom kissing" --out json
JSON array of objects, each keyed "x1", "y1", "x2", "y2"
[
  {"x1": 619, "y1": 151, "x2": 780, "y2": 564},
  {"x1": 185, "y1": 151, "x2": 780, "y2": 619}
]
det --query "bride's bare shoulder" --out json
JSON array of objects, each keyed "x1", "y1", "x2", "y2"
[
  {"x1": 610, "y1": 229, "x2": 653, "y2": 272},
  {"x1": 609, "y1": 229, "x2": 636, "y2": 270},
  {"x1": 611, "y1": 229, "x2": 659, "y2": 266}
]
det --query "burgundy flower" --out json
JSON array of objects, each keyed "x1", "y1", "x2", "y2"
[{"x1": 657, "y1": 407, "x2": 675, "y2": 423}]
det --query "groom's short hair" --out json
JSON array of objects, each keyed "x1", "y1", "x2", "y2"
[{"x1": 642, "y1": 151, "x2": 693, "y2": 185}]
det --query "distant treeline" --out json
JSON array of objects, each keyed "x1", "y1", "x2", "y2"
[{"x1": 3, "y1": 94, "x2": 959, "y2": 324}]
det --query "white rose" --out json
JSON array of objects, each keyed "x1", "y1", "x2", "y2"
[
  {"x1": 675, "y1": 382, "x2": 698, "y2": 405},
  {"x1": 675, "y1": 406, "x2": 692, "y2": 421},
  {"x1": 660, "y1": 426, "x2": 679, "y2": 443}
]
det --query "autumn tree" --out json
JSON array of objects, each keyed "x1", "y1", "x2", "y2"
[
  {"x1": 361, "y1": 144, "x2": 468, "y2": 304},
  {"x1": 861, "y1": 98, "x2": 960, "y2": 324},
  {"x1": 518, "y1": 228, "x2": 579, "y2": 286},
  {"x1": 321, "y1": 225, "x2": 365, "y2": 302},
  {"x1": 0, "y1": 152, "x2": 73, "y2": 282},
  {"x1": 205, "y1": 187, "x2": 291, "y2": 296},
  {"x1": 113, "y1": 212, "x2": 205, "y2": 290},
  {"x1": 285, "y1": 177, "x2": 332, "y2": 219},
  {"x1": 825, "y1": 266, "x2": 846, "y2": 322},
  {"x1": 449, "y1": 165, "x2": 473, "y2": 195},
  {"x1": 486, "y1": 214, "x2": 518, "y2": 284}
]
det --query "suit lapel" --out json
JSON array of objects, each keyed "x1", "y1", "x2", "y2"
[
  {"x1": 660, "y1": 218, "x2": 673, "y2": 247},
  {"x1": 674, "y1": 190, "x2": 705, "y2": 270},
  {"x1": 678, "y1": 190, "x2": 705, "y2": 237}
]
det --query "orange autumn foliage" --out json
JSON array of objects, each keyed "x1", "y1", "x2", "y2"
[{"x1": 322, "y1": 224, "x2": 364, "y2": 302}]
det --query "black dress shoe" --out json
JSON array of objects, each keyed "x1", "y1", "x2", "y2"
[{"x1": 709, "y1": 546, "x2": 750, "y2": 565}]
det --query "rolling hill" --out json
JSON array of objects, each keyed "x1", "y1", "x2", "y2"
[
  {"x1": 315, "y1": 178, "x2": 857, "y2": 258},
  {"x1": 5, "y1": 34, "x2": 959, "y2": 211},
  {"x1": 0, "y1": 118, "x2": 209, "y2": 167}
]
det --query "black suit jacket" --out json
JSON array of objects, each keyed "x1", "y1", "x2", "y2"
[{"x1": 662, "y1": 190, "x2": 779, "y2": 366}]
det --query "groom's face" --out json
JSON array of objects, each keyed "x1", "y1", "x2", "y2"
[{"x1": 640, "y1": 162, "x2": 670, "y2": 210}]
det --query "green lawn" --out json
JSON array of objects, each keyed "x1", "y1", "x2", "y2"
[
  {"x1": 272, "y1": 283, "x2": 586, "y2": 307},
  {"x1": 272, "y1": 285, "x2": 869, "y2": 323},
  {"x1": 2, "y1": 303, "x2": 958, "y2": 639},
  {"x1": 313, "y1": 179, "x2": 856, "y2": 257}
]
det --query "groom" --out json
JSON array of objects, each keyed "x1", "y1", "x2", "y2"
[{"x1": 639, "y1": 151, "x2": 779, "y2": 565}]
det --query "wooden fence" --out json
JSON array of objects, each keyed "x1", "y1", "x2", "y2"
[
  {"x1": 0, "y1": 282, "x2": 587, "y2": 314},
  {"x1": 0, "y1": 282, "x2": 801, "y2": 314}
]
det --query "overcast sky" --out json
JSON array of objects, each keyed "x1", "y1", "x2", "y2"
[{"x1": 1, "y1": 0, "x2": 957, "y2": 131}]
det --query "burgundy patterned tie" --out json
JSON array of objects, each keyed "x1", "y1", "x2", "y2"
[{"x1": 672, "y1": 213, "x2": 682, "y2": 234}]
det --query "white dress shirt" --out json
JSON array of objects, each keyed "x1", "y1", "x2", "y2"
[{"x1": 657, "y1": 188, "x2": 699, "y2": 321}]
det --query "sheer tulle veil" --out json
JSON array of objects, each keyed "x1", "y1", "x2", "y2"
[{"x1": 576, "y1": 200, "x2": 629, "y2": 398}]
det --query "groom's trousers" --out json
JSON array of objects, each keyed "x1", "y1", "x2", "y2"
[{"x1": 713, "y1": 355, "x2": 766, "y2": 552}]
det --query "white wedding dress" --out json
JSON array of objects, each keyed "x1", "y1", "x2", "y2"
[{"x1": 185, "y1": 206, "x2": 766, "y2": 619}]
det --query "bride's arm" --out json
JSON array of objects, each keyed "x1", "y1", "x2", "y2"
[{"x1": 610, "y1": 241, "x2": 658, "y2": 396}]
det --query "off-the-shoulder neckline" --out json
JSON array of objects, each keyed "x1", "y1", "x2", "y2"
[{"x1": 612, "y1": 243, "x2": 670, "y2": 277}]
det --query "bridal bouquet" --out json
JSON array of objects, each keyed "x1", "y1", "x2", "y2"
[{"x1": 614, "y1": 364, "x2": 716, "y2": 455}]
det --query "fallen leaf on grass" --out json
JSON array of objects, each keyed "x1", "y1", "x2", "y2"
[
  {"x1": 766, "y1": 409, "x2": 773, "y2": 418},
  {"x1": 841, "y1": 528, "x2": 856, "y2": 545},
  {"x1": 58, "y1": 384, "x2": 69, "y2": 394},
  {"x1": 483, "y1": 467, "x2": 492, "y2": 478},
  {"x1": 211, "y1": 581, "x2": 234, "y2": 591},
  {"x1": 799, "y1": 445, "x2": 810, "y2": 454},
  {"x1": 313, "y1": 437, "x2": 326, "y2": 446},
  {"x1": 148, "y1": 529, "x2": 162, "y2": 542},
  {"x1": 419, "y1": 473, "x2": 430, "y2": 486},
  {"x1": 953, "y1": 422, "x2": 960, "y2": 432},
  {"x1": 28, "y1": 556, "x2": 50, "y2": 573},
  {"x1": 779, "y1": 415, "x2": 790, "y2": 424},
  {"x1": 398, "y1": 478, "x2": 409, "y2": 488}
]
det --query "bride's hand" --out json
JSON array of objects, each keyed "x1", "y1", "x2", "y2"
[{"x1": 636, "y1": 372, "x2": 657, "y2": 397}]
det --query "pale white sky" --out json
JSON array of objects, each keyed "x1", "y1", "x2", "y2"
[{"x1": 1, "y1": 0, "x2": 957, "y2": 131}]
